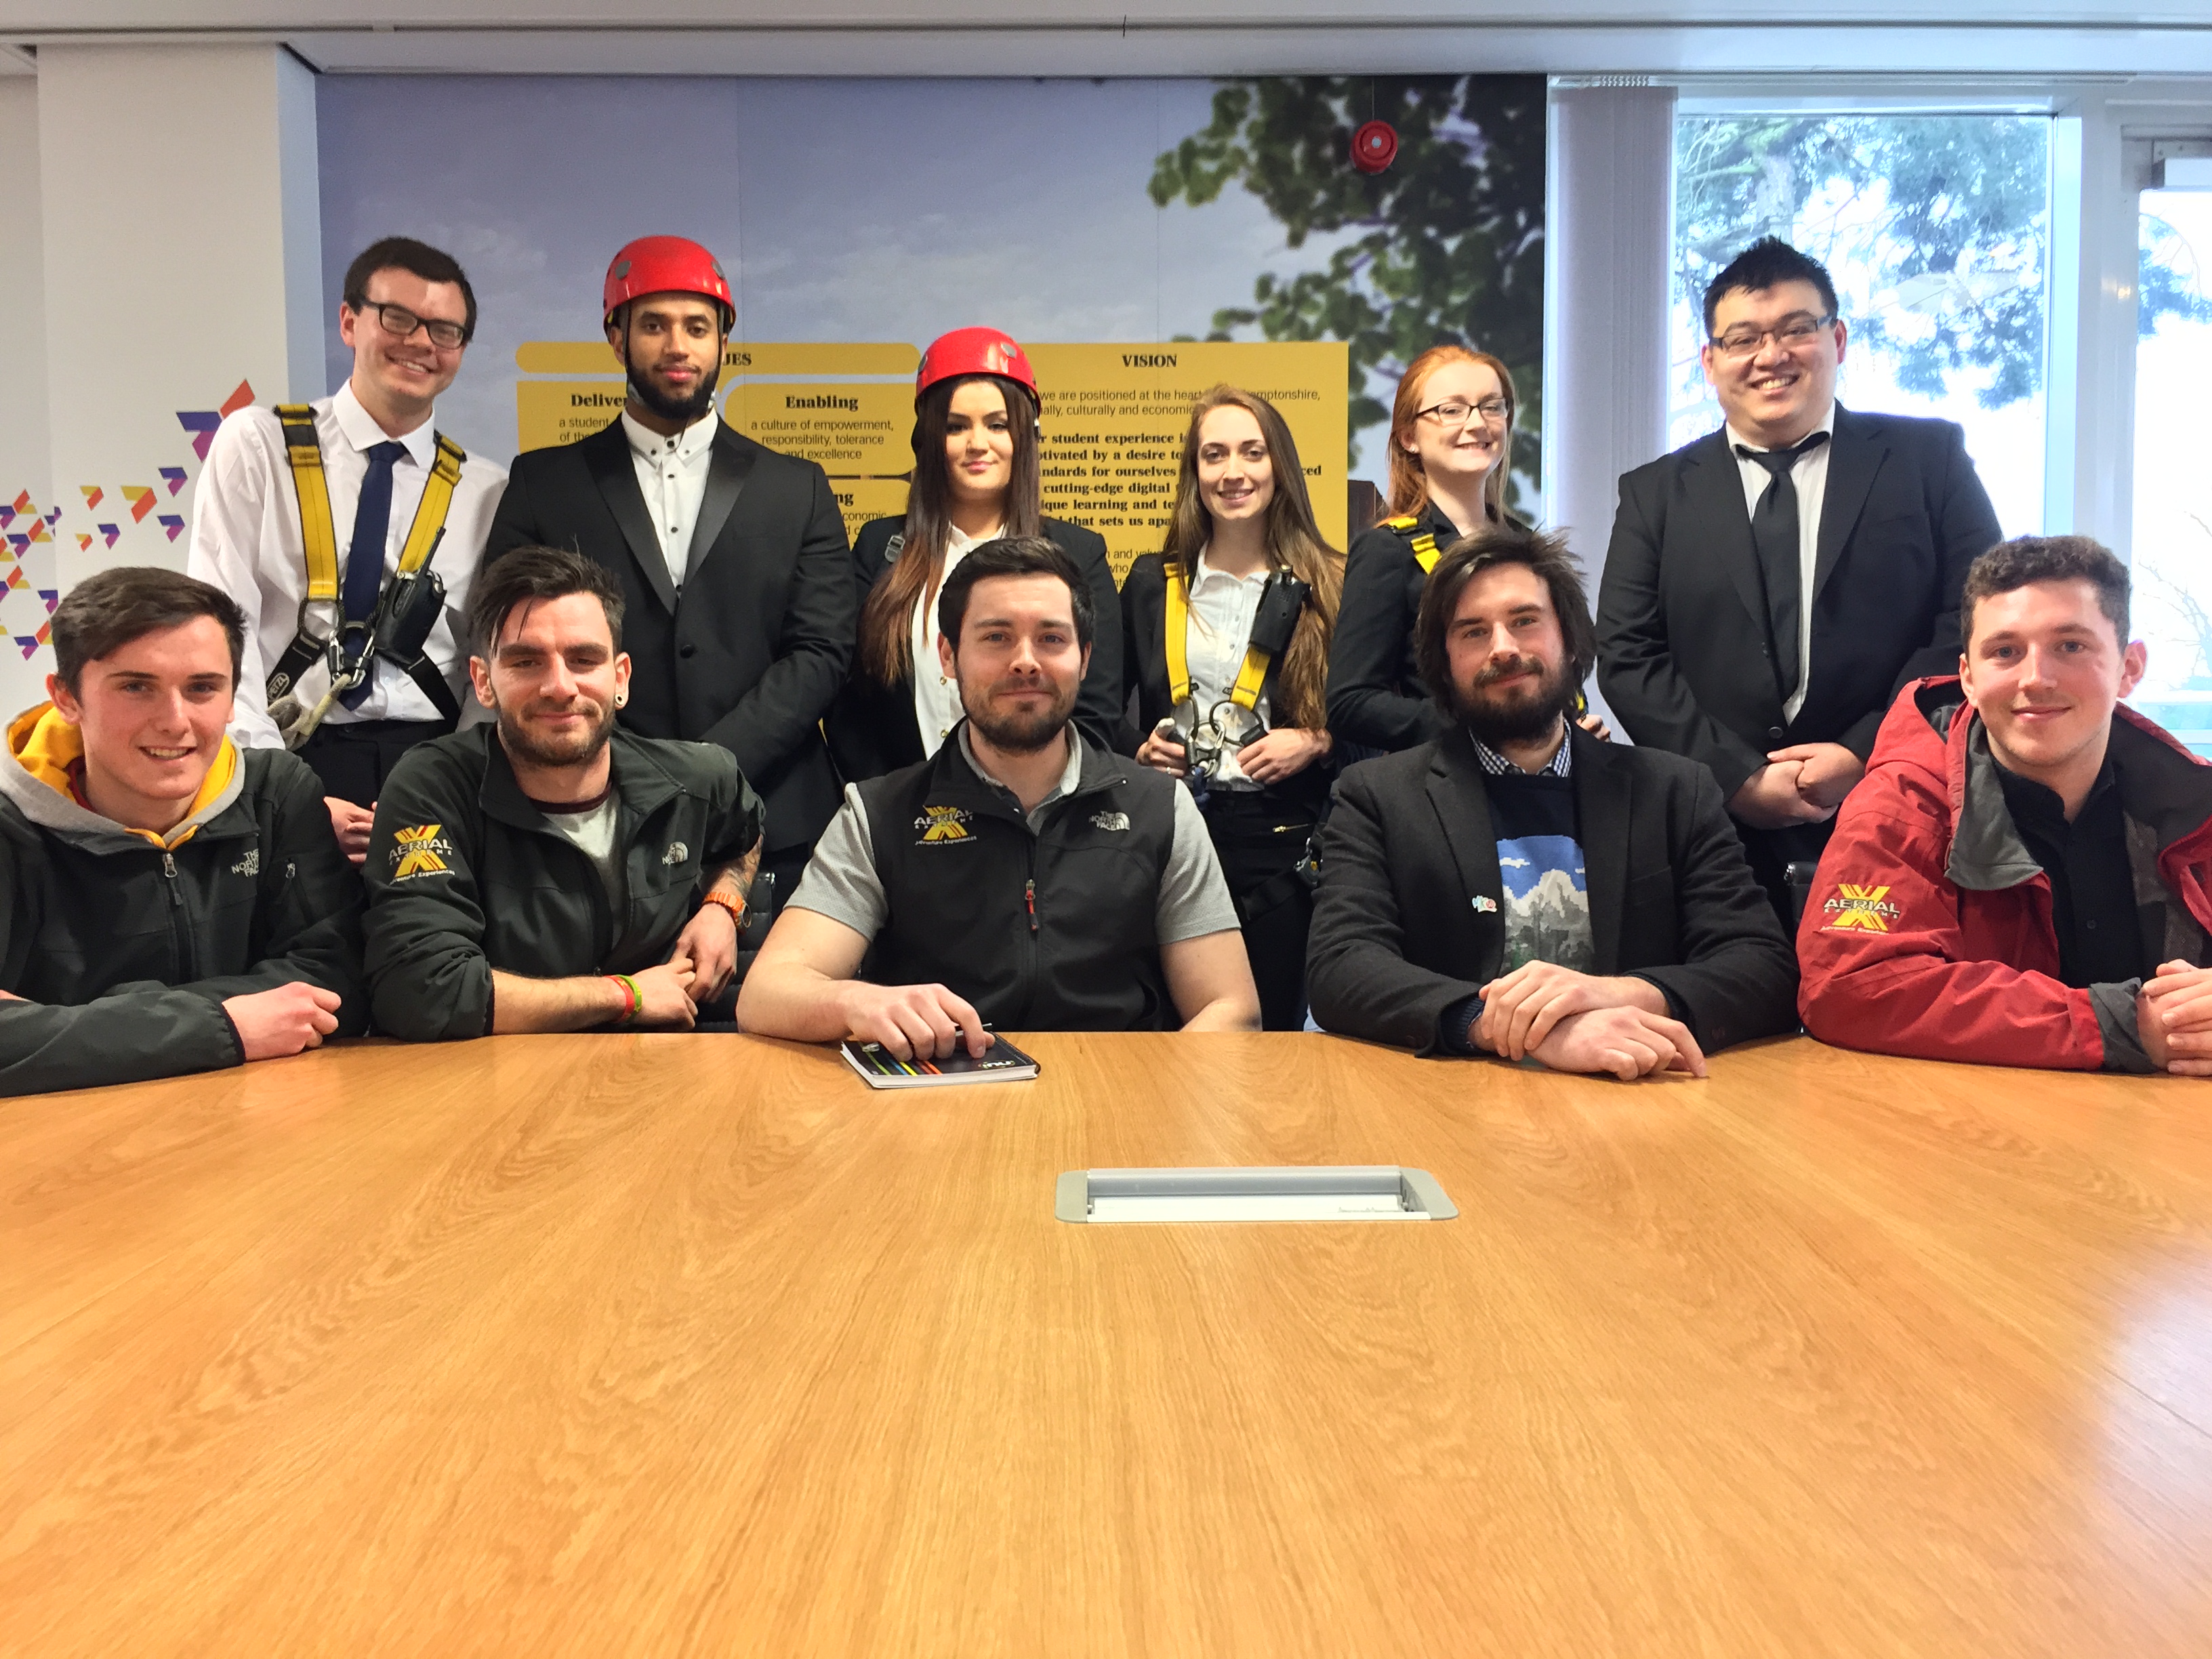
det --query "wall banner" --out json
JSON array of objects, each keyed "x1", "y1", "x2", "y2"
[{"x1": 514, "y1": 339, "x2": 1347, "y2": 580}]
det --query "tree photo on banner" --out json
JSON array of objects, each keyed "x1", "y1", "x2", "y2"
[{"x1": 1151, "y1": 75, "x2": 1547, "y2": 518}]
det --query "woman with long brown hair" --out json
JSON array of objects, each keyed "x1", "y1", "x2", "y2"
[
  {"x1": 1123, "y1": 385, "x2": 1343, "y2": 1029},
  {"x1": 1325, "y1": 344, "x2": 1523, "y2": 754},
  {"x1": 826, "y1": 327, "x2": 1120, "y2": 783}
]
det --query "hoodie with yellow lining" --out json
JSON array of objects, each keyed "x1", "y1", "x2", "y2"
[{"x1": 0, "y1": 702, "x2": 367, "y2": 1096}]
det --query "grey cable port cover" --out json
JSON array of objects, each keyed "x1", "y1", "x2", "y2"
[{"x1": 1054, "y1": 1166, "x2": 1457, "y2": 1223}]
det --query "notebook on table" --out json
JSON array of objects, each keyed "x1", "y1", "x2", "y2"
[{"x1": 839, "y1": 1033, "x2": 1040, "y2": 1088}]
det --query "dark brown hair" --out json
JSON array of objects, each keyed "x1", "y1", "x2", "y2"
[
  {"x1": 1387, "y1": 344, "x2": 1518, "y2": 523},
  {"x1": 857, "y1": 373, "x2": 1044, "y2": 684},
  {"x1": 1412, "y1": 523, "x2": 1598, "y2": 709},
  {"x1": 938, "y1": 535, "x2": 1093, "y2": 655},
  {"x1": 52, "y1": 567, "x2": 245, "y2": 695},
  {"x1": 1160, "y1": 384, "x2": 1344, "y2": 731},
  {"x1": 1961, "y1": 535, "x2": 2129, "y2": 646},
  {"x1": 470, "y1": 546, "x2": 626, "y2": 656},
  {"x1": 343, "y1": 235, "x2": 478, "y2": 342}
]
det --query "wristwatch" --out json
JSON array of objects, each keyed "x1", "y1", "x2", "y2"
[{"x1": 700, "y1": 890, "x2": 746, "y2": 928}]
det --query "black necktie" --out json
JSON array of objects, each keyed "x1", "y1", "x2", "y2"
[
  {"x1": 339, "y1": 441, "x2": 409, "y2": 709},
  {"x1": 1734, "y1": 430, "x2": 1828, "y2": 704}
]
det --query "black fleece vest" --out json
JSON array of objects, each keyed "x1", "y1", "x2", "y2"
[{"x1": 859, "y1": 733, "x2": 1180, "y2": 1031}]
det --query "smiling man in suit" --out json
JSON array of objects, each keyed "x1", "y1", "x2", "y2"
[
  {"x1": 1307, "y1": 525, "x2": 1797, "y2": 1076},
  {"x1": 485, "y1": 236, "x2": 854, "y2": 916},
  {"x1": 1596, "y1": 237, "x2": 2003, "y2": 922}
]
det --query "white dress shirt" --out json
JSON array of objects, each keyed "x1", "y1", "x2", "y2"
[
  {"x1": 1727, "y1": 403, "x2": 1834, "y2": 724},
  {"x1": 622, "y1": 409, "x2": 718, "y2": 591},
  {"x1": 909, "y1": 520, "x2": 1004, "y2": 758},
  {"x1": 1179, "y1": 548, "x2": 1275, "y2": 791},
  {"x1": 186, "y1": 381, "x2": 507, "y2": 750}
]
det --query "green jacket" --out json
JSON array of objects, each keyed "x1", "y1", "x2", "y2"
[
  {"x1": 0, "y1": 708, "x2": 367, "y2": 1097},
  {"x1": 363, "y1": 724, "x2": 762, "y2": 1040}
]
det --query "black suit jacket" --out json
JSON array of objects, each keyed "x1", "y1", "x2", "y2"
[
  {"x1": 487, "y1": 419, "x2": 855, "y2": 853},
  {"x1": 1305, "y1": 724, "x2": 1798, "y2": 1055},
  {"x1": 1595, "y1": 405, "x2": 2001, "y2": 800},
  {"x1": 824, "y1": 512, "x2": 1123, "y2": 784}
]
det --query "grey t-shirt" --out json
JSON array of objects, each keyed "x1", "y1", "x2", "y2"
[
  {"x1": 790, "y1": 729, "x2": 1239, "y2": 945},
  {"x1": 537, "y1": 791, "x2": 628, "y2": 951}
]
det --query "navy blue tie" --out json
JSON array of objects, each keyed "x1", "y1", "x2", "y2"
[{"x1": 339, "y1": 440, "x2": 408, "y2": 709}]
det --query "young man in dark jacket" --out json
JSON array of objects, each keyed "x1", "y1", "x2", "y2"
[
  {"x1": 363, "y1": 545, "x2": 762, "y2": 1040},
  {"x1": 0, "y1": 568, "x2": 365, "y2": 1095},
  {"x1": 737, "y1": 536, "x2": 1256, "y2": 1059},
  {"x1": 1307, "y1": 525, "x2": 1799, "y2": 1076},
  {"x1": 1799, "y1": 536, "x2": 2212, "y2": 1075}
]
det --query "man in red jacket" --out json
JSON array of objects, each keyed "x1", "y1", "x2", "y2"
[{"x1": 1799, "y1": 535, "x2": 2212, "y2": 1074}]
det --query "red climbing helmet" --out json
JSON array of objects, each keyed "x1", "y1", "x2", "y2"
[
  {"x1": 915, "y1": 327, "x2": 1038, "y2": 405},
  {"x1": 602, "y1": 235, "x2": 735, "y2": 331}
]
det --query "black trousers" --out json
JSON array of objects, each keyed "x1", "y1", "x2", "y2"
[
  {"x1": 298, "y1": 718, "x2": 453, "y2": 806},
  {"x1": 1202, "y1": 790, "x2": 1319, "y2": 1032}
]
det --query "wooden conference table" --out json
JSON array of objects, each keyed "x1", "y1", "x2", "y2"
[{"x1": 3, "y1": 1033, "x2": 2210, "y2": 1657}]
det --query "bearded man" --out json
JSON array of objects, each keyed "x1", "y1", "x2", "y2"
[
  {"x1": 485, "y1": 236, "x2": 853, "y2": 924},
  {"x1": 363, "y1": 545, "x2": 762, "y2": 1039},
  {"x1": 737, "y1": 536, "x2": 1256, "y2": 1057},
  {"x1": 1306, "y1": 525, "x2": 1798, "y2": 1076}
]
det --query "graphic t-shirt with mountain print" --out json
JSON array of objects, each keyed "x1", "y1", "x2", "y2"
[{"x1": 1470, "y1": 734, "x2": 1594, "y2": 975}]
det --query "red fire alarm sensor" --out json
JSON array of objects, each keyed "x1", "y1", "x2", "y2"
[{"x1": 1352, "y1": 119, "x2": 1399, "y2": 174}]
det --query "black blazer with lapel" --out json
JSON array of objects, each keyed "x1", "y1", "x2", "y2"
[
  {"x1": 1116, "y1": 552, "x2": 1332, "y2": 815},
  {"x1": 487, "y1": 419, "x2": 856, "y2": 854},
  {"x1": 824, "y1": 512, "x2": 1123, "y2": 785},
  {"x1": 1595, "y1": 405, "x2": 2001, "y2": 800},
  {"x1": 1305, "y1": 724, "x2": 1798, "y2": 1056}
]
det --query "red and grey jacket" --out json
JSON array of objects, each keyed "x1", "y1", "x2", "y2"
[{"x1": 1797, "y1": 677, "x2": 2212, "y2": 1071}]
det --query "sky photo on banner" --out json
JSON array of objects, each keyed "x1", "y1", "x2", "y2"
[{"x1": 314, "y1": 73, "x2": 1547, "y2": 539}]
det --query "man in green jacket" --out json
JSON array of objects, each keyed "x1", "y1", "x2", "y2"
[
  {"x1": 363, "y1": 544, "x2": 762, "y2": 1039},
  {"x1": 0, "y1": 567, "x2": 366, "y2": 1096}
]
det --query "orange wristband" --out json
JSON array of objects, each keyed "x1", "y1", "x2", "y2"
[{"x1": 701, "y1": 891, "x2": 745, "y2": 927}]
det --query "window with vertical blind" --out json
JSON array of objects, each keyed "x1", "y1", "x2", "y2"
[{"x1": 2131, "y1": 180, "x2": 2212, "y2": 756}]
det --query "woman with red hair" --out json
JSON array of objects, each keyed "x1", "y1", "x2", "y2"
[{"x1": 1325, "y1": 345, "x2": 1523, "y2": 754}]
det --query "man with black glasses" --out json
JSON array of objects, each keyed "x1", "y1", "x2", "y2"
[
  {"x1": 190, "y1": 236, "x2": 508, "y2": 864},
  {"x1": 1596, "y1": 237, "x2": 2002, "y2": 922}
]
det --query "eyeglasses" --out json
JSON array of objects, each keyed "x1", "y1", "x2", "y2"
[
  {"x1": 1416, "y1": 397, "x2": 1511, "y2": 427},
  {"x1": 1708, "y1": 314, "x2": 1835, "y2": 359},
  {"x1": 360, "y1": 301, "x2": 468, "y2": 351}
]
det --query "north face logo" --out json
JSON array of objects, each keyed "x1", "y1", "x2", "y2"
[
  {"x1": 230, "y1": 849, "x2": 260, "y2": 878},
  {"x1": 663, "y1": 841, "x2": 689, "y2": 866}
]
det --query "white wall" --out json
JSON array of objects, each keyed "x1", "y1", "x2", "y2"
[
  {"x1": 0, "y1": 78, "x2": 46, "y2": 508},
  {"x1": 2, "y1": 43, "x2": 321, "y2": 716}
]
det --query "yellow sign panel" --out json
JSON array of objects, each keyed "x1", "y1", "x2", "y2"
[
  {"x1": 722, "y1": 381, "x2": 913, "y2": 477},
  {"x1": 514, "y1": 341, "x2": 917, "y2": 377},
  {"x1": 823, "y1": 477, "x2": 914, "y2": 551},
  {"x1": 511, "y1": 340, "x2": 1347, "y2": 586},
  {"x1": 1027, "y1": 342, "x2": 1348, "y2": 583},
  {"x1": 517, "y1": 380, "x2": 633, "y2": 451},
  {"x1": 513, "y1": 341, "x2": 920, "y2": 454}
]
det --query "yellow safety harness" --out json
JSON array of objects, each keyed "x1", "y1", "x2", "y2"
[
  {"x1": 267, "y1": 404, "x2": 467, "y2": 741},
  {"x1": 1384, "y1": 513, "x2": 1443, "y2": 574},
  {"x1": 1162, "y1": 560, "x2": 1274, "y2": 712}
]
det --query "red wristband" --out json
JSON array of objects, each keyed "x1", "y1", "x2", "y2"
[{"x1": 607, "y1": 974, "x2": 639, "y2": 1025}]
